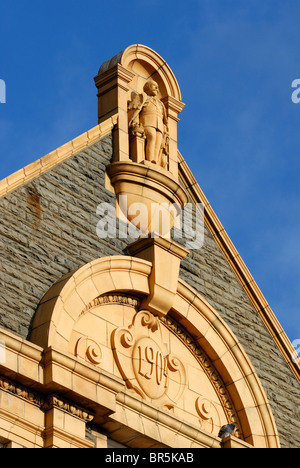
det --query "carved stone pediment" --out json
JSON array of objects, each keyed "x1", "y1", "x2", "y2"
[{"x1": 30, "y1": 254, "x2": 281, "y2": 447}]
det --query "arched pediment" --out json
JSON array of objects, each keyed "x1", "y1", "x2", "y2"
[
  {"x1": 30, "y1": 254, "x2": 280, "y2": 448},
  {"x1": 98, "y1": 44, "x2": 182, "y2": 102}
]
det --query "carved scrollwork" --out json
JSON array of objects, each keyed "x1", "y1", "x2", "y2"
[
  {"x1": 195, "y1": 397, "x2": 221, "y2": 435},
  {"x1": 111, "y1": 310, "x2": 186, "y2": 408},
  {"x1": 74, "y1": 337, "x2": 102, "y2": 365},
  {"x1": 130, "y1": 309, "x2": 159, "y2": 332},
  {"x1": 120, "y1": 329, "x2": 135, "y2": 349}
]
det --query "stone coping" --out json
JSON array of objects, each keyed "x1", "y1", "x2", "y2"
[{"x1": 0, "y1": 115, "x2": 118, "y2": 199}]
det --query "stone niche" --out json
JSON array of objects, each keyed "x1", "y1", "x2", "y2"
[{"x1": 94, "y1": 45, "x2": 188, "y2": 237}]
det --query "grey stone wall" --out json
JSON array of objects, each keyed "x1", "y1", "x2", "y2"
[
  {"x1": 0, "y1": 134, "x2": 127, "y2": 338},
  {"x1": 0, "y1": 133, "x2": 299, "y2": 447}
]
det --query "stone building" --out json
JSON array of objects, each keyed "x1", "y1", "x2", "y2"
[{"x1": 0, "y1": 44, "x2": 299, "y2": 449}]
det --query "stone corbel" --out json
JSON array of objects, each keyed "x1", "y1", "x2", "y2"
[{"x1": 127, "y1": 236, "x2": 189, "y2": 317}]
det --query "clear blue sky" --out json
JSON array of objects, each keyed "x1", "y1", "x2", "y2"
[{"x1": 0, "y1": 0, "x2": 300, "y2": 344}]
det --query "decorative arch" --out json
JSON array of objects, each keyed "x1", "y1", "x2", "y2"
[
  {"x1": 30, "y1": 255, "x2": 280, "y2": 448},
  {"x1": 98, "y1": 44, "x2": 182, "y2": 102}
]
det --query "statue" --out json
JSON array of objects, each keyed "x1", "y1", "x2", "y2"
[{"x1": 129, "y1": 79, "x2": 169, "y2": 168}]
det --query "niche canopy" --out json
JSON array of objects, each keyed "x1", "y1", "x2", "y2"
[{"x1": 94, "y1": 45, "x2": 187, "y2": 237}]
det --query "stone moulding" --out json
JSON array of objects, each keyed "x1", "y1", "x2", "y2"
[
  {"x1": 80, "y1": 294, "x2": 141, "y2": 316},
  {"x1": 0, "y1": 375, "x2": 43, "y2": 407},
  {"x1": 41, "y1": 394, "x2": 94, "y2": 422},
  {"x1": 108, "y1": 160, "x2": 187, "y2": 202},
  {"x1": 30, "y1": 255, "x2": 152, "y2": 350},
  {"x1": 113, "y1": 390, "x2": 223, "y2": 449},
  {"x1": 95, "y1": 44, "x2": 185, "y2": 179},
  {"x1": 173, "y1": 279, "x2": 280, "y2": 448}
]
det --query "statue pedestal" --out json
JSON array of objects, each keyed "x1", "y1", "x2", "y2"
[
  {"x1": 127, "y1": 236, "x2": 189, "y2": 317},
  {"x1": 107, "y1": 160, "x2": 188, "y2": 237},
  {"x1": 129, "y1": 131, "x2": 145, "y2": 164}
]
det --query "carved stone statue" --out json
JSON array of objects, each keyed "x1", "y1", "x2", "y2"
[{"x1": 129, "y1": 79, "x2": 169, "y2": 168}]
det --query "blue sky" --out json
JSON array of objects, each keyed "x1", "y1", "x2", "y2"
[{"x1": 0, "y1": 0, "x2": 299, "y2": 344}]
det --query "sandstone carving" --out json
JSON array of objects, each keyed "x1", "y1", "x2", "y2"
[
  {"x1": 74, "y1": 337, "x2": 102, "y2": 365},
  {"x1": 129, "y1": 79, "x2": 169, "y2": 168},
  {"x1": 195, "y1": 396, "x2": 221, "y2": 435},
  {"x1": 111, "y1": 310, "x2": 186, "y2": 409}
]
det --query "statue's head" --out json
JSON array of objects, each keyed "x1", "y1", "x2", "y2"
[{"x1": 143, "y1": 79, "x2": 159, "y2": 97}]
